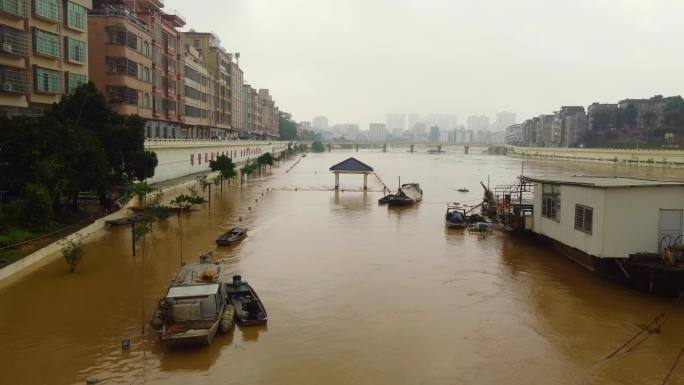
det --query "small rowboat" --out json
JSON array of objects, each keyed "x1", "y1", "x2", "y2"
[
  {"x1": 105, "y1": 215, "x2": 144, "y2": 227},
  {"x1": 216, "y1": 227, "x2": 247, "y2": 246},
  {"x1": 225, "y1": 275, "x2": 268, "y2": 326},
  {"x1": 457, "y1": 187, "x2": 469, "y2": 193}
]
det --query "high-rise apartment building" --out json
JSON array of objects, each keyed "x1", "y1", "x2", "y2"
[
  {"x1": 88, "y1": 3, "x2": 153, "y2": 121},
  {"x1": 258, "y1": 88, "x2": 277, "y2": 137},
  {"x1": 369, "y1": 123, "x2": 387, "y2": 142},
  {"x1": 1, "y1": 0, "x2": 92, "y2": 116},
  {"x1": 230, "y1": 61, "x2": 245, "y2": 133},
  {"x1": 386, "y1": 113, "x2": 405, "y2": 136},
  {"x1": 182, "y1": 31, "x2": 232, "y2": 136},
  {"x1": 181, "y1": 43, "x2": 215, "y2": 138},
  {"x1": 127, "y1": 0, "x2": 185, "y2": 138},
  {"x1": 495, "y1": 111, "x2": 516, "y2": 131},
  {"x1": 312, "y1": 115, "x2": 328, "y2": 131}
]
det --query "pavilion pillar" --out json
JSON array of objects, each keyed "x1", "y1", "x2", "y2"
[
  {"x1": 363, "y1": 173, "x2": 368, "y2": 190},
  {"x1": 335, "y1": 172, "x2": 340, "y2": 190}
]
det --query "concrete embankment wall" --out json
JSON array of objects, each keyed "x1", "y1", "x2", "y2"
[
  {"x1": 0, "y1": 176, "x2": 209, "y2": 286},
  {"x1": 146, "y1": 140, "x2": 290, "y2": 184},
  {"x1": 497, "y1": 146, "x2": 684, "y2": 168}
]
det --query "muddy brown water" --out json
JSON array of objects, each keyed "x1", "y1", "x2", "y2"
[{"x1": 2, "y1": 149, "x2": 684, "y2": 385}]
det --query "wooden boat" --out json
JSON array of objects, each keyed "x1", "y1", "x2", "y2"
[
  {"x1": 225, "y1": 275, "x2": 268, "y2": 325},
  {"x1": 378, "y1": 194, "x2": 395, "y2": 204},
  {"x1": 150, "y1": 254, "x2": 233, "y2": 347},
  {"x1": 387, "y1": 183, "x2": 423, "y2": 206},
  {"x1": 216, "y1": 227, "x2": 247, "y2": 246},
  {"x1": 445, "y1": 204, "x2": 467, "y2": 228},
  {"x1": 457, "y1": 187, "x2": 469, "y2": 192},
  {"x1": 105, "y1": 215, "x2": 144, "y2": 227}
]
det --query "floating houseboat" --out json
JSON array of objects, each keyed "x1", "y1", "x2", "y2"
[
  {"x1": 150, "y1": 254, "x2": 234, "y2": 346},
  {"x1": 496, "y1": 176, "x2": 684, "y2": 295}
]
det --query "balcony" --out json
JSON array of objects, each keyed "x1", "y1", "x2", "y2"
[
  {"x1": 161, "y1": 9, "x2": 185, "y2": 28},
  {"x1": 137, "y1": 0, "x2": 164, "y2": 11}
]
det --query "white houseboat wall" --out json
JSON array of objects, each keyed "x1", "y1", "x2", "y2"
[{"x1": 518, "y1": 176, "x2": 684, "y2": 295}]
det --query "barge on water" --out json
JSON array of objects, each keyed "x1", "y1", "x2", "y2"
[
  {"x1": 150, "y1": 254, "x2": 234, "y2": 347},
  {"x1": 495, "y1": 175, "x2": 684, "y2": 296}
]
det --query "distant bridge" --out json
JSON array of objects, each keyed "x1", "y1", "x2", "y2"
[{"x1": 301, "y1": 141, "x2": 482, "y2": 154}]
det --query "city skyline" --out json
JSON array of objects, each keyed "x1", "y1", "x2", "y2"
[{"x1": 165, "y1": 0, "x2": 684, "y2": 129}]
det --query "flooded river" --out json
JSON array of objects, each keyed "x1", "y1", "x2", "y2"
[{"x1": 2, "y1": 149, "x2": 684, "y2": 385}]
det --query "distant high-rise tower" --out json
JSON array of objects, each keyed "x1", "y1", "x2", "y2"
[
  {"x1": 495, "y1": 111, "x2": 517, "y2": 131},
  {"x1": 312, "y1": 116, "x2": 329, "y2": 131},
  {"x1": 386, "y1": 113, "x2": 406, "y2": 136}
]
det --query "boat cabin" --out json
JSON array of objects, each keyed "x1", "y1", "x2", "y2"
[
  {"x1": 521, "y1": 176, "x2": 684, "y2": 260},
  {"x1": 165, "y1": 260, "x2": 226, "y2": 324}
]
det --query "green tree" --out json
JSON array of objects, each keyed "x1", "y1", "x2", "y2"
[
  {"x1": 278, "y1": 115, "x2": 298, "y2": 140},
  {"x1": 311, "y1": 141, "x2": 325, "y2": 152},
  {"x1": 209, "y1": 155, "x2": 237, "y2": 180}
]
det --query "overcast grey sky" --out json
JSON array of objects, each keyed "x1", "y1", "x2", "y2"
[{"x1": 166, "y1": 0, "x2": 684, "y2": 128}]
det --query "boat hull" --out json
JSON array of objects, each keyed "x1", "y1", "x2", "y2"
[
  {"x1": 225, "y1": 280, "x2": 268, "y2": 325},
  {"x1": 160, "y1": 320, "x2": 220, "y2": 347},
  {"x1": 535, "y1": 233, "x2": 684, "y2": 296}
]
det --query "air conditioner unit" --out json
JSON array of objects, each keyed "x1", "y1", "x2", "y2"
[
  {"x1": 3, "y1": 43, "x2": 13, "y2": 53},
  {"x1": 4, "y1": 83, "x2": 15, "y2": 92}
]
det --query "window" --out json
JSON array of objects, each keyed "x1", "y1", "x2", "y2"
[
  {"x1": 575, "y1": 205, "x2": 593, "y2": 234},
  {"x1": 33, "y1": 0, "x2": 60, "y2": 21},
  {"x1": 33, "y1": 28, "x2": 59, "y2": 57},
  {"x1": 1, "y1": 0, "x2": 25, "y2": 17},
  {"x1": 66, "y1": 1, "x2": 85, "y2": 30},
  {"x1": 34, "y1": 66, "x2": 60, "y2": 93},
  {"x1": 541, "y1": 183, "x2": 561, "y2": 221},
  {"x1": 105, "y1": 26, "x2": 138, "y2": 50},
  {"x1": 0, "y1": 25, "x2": 27, "y2": 55},
  {"x1": 105, "y1": 56, "x2": 139, "y2": 78},
  {"x1": 143, "y1": 92, "x2": 150, "y2": 108},
  {"x1": 143, "y1": 40, "x2": 150, "y2": 56},
  {"x1": 143, "y1": 67, "x2": 150, "y2": 82},
  {"x1": 65, "y1": 72, "x2": 85, "y2": 93},
  {"x1": 106, "y1": 86, "x2": 138, "y2": 105},
  {"x1": 0, "y1": 66, "x2": 28, "y2": 93},
  {"x1": 65, "y1": 38, "x2": 86, "y2": 63}
]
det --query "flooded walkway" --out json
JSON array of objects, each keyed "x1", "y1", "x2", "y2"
[{"x1": 2, "y1": 149, "x2": 684, "y2": 384}]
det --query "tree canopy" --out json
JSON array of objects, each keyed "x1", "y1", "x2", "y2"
[
  {"x1": 209, "y1": 155, "x2": 237, "y2": 179},
  {"x1": 278, "y1": 115, "x2": 298, "y2": 140},
  {"x1": 0, "y1": 82, "x2": 158, "y2": 226},
  {"x1": 311, "y1": 141, "x2": 325, "y2": 152}
]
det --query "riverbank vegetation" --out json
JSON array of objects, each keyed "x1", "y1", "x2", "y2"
[
  {"x1": 311, "y1": 141, "x2": 325, "y2": 152},
  {"x1": 0, "y1": 83, "x2": 158, "y2": 257},
  {"x1": 583, "y1": 96, "x2": 684, "y2": 148}
]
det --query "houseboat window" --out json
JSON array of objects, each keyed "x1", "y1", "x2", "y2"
[
  {"x1": 574, "y1": 205, "x2": 593, "y2": 234},
  {"x1": 541, "y1": 183, "x2": 561, "y2": 221}
]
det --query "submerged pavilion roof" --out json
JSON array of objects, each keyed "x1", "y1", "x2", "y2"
[{"x1": 329, "y1": 157, "x2": 374, "y2": 172}]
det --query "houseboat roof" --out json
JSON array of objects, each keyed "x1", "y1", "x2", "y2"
[
  {"x1": 521, "y1": 176, "x2": 684, "y2": 188},
  {"x1": 167, "y1": 283, "x2": 220, "y2": 298},
  {"x1": 171, "y1": 262, "x2": 223, "y2": 286}
]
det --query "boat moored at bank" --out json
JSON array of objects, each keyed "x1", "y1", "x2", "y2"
[{"x1": 150, "y1": 254, "x2": 233, "y2": 346}]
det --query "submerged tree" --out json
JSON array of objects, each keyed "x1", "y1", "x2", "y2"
[{"x1": 60, "y1": 236, "x2": 84, "y2": 273}]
